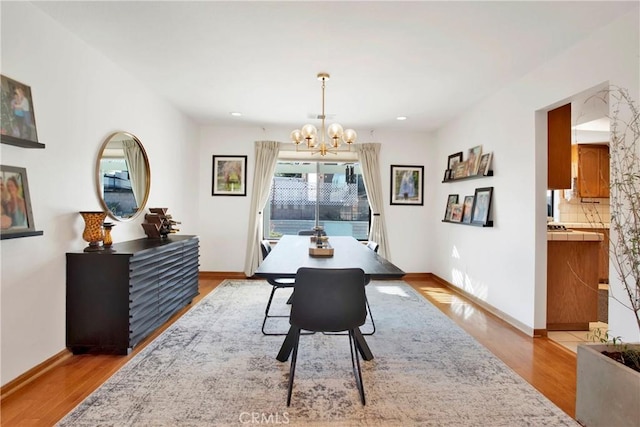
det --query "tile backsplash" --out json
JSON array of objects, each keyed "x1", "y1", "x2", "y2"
[{"x1": 557, "y1": 193, "x2": 610, "y2": 224}]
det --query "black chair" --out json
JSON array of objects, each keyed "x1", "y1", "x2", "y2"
[
  {"x1": 297, "y1": 229, "x2": 326, "y2": 236},
  {"x1": 286, "y1": 267, "x2": 367, "y2": 406},
  {"x1": 260, "y1": 240, "x2": 295, "y2": 335}
]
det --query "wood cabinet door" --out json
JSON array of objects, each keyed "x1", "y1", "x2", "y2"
[
  {"x1": 598, "y1": 147, "x2": 610, "y2": 198},
  {"x1": 577, "y1": 144, "x2": 609, "y2": 198},
  {"x1": 548, "y1": 103, "x2": 572, "y2": 189},
  {"x1": 577, "y1": 145, "x2": 601, "y2": 197}
]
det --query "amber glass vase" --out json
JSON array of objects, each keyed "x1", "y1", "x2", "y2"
[
  {"x1": 79, "y1": 211, "x2": 107, "y2": 252},
  {"x1": 102, "y1": 222, "x2": 115, "y2": 248}
]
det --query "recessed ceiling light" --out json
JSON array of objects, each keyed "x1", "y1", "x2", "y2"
[
  {"x1": 230, "y1": 112, "x2": 242, "y2": 117},
  {"x1": 396, "y1": 116, "x2": 407, "y2": 121}
]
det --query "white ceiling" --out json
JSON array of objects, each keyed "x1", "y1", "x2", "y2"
[{"x1": 33, "y1": 1, "x2": 637, "y2": 134}]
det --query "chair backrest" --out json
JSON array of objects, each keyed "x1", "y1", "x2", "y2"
[
  {"x1": 297, "y1": 229, "x2": 326, "y2": 236},
  {"x1": 366, "y1": 241, "x2": 379, "y2": 253},
  {"x1": 291, "y1": 268, "x2": 367, "y2": 332},
  {"x1": 260, "y1": 240, "x2": 272, "y2": 260}
]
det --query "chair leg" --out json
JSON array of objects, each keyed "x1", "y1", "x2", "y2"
[
  {"x1": 287, "y1": 328, "x2": 301, "y2": 406},
  {"x1": 361, "y1": 296, "x2": 376, "y2": 335},
  {"x1": 262, "y1": 286, "x2": 292, "y2": 336},
  {"x1": 348, "y1": 329, "x2": 366, "y2": 405}
]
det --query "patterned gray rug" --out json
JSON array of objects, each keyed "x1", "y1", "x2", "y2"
[{"x1": 58, "y1": 280, "x2": 577, "y2": 426}]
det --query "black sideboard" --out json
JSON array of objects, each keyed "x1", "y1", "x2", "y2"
[{"x1": 66, "y1": 235, "x2": 200, "y2": 354}]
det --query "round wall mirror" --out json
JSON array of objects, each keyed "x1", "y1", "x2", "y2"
[{"x1": 96, "y1": 131, "x2": 150, "y2": 221}]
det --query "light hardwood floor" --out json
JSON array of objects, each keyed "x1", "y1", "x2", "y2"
[{"x1": 0, "y1": 276, "x2": 577, "y2": 425}]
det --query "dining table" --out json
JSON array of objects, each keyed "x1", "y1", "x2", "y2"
[{"x1": 254, "y1": 235, "x2": 406, "y2": 362}]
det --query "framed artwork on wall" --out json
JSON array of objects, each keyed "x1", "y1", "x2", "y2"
[
  {"x1": 444, "y1": 194, "x2": 458, "y2": 220},
  {"x1": 390, "y1": 165, "x2": 424, "y2": 205},
  {"x1": 462, "y1": 195, "x2": 474, "y2": 223},
  {"x1": 447, "y1": 152, "x2": 463, "y2": 170},
  {"x1": 466, "y1": 145, "x2": 483, "y2": 176},
  {"x1": 471, "y1": 187, "x2": 493, "y2": 226},
  {"x1": 450, "y1": 204, "x2": 464, "y2": 222},
  {"x1": 1, "y1": 165, "x2": 37, "y2": 239},
  {"x1": 0, "y1": 75, "x2": 39, "y2": 144},
  {"x1": 212, "y1": 155, "x2": 247, "y2": 196},
  {"x1": 477, "y1": 152, "x2": 493, "y2": 176}
]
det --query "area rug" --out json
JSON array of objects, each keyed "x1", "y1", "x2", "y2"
[{"x1": 58, "y1": 280, "x2": 578, "y2": 426}]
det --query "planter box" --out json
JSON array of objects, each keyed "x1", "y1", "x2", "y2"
[{"x1": 576, "y1": 343, "x2": 640, "y2": 427}]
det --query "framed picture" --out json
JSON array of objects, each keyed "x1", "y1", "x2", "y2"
[
  {"x1": 462, "y1": 195, "x2": 474, "y2": 223},
  {"x1": 466, "y1": 145, "x2": 483, "y2": 176},
  {"x1": 471, "y1": 187, "x2": 493, "y2": 226},
  {"x1": 450, "y1": 204, "x2": 464, "y2": 222},
  {"x1": 447, "y1": 152, "x2": 463, "y2": 170},
  {"x1": 444, "y1": 194, "x2": 458, "y2": 220},
  {"x1": 477, "y1": 152, "x2": 493, "y2": 176},
  {"x1": 1, "y1": 165, "x2": 37, "y2": 237},
  {"x1": 212, "y1": 155, "x2": 247, "y2": 196},
  {"x1": 390, "y1": 165, "x2": 424, "y2": 205},
  {"x1": 0, "y1": 75, "x2": 39, "y2": 143},
  {"x1": 453, "y1": 160, "x2": 468, "y2": 179}
]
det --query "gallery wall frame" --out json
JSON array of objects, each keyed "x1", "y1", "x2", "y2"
[
  {"x1": 390, "y1": 165, "x2": 424, "y2": 206},
  {"x1": 1, "y1": 165, "x2": 42, "y2": 239},
  {"x1": 471, "y1": 186, "x2": 494, "y2": 226},
  {"x1": 0, "y1": 75, "x2": 44, "y2": 149},
  {"x1": 444, "y1": 194, "x2": 458, "y2": 221},
  {"x1": 212, "y1": 155, "x2": 247, "y2": 196}
]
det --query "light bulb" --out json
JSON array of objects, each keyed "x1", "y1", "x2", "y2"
[
  {"x1": 290, "y1": 129, "x2": 302, "y2": 144},
  {"x1": 343, "y1": 129, "x2": 357, "y2": 144},
  {"x1": 327, "y1": 123, "x2": 344, "y2": 139},
  {"x1": 301, "y1": 124, "x2": 317, "y2": 140}
]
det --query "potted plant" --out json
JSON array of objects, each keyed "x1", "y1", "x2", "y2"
[{"x1": 575, "y1": 86, "x2": 640, "y2": 427}]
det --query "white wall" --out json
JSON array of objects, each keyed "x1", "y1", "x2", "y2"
[
  {"x1": 0, "y1": 3, "x2": 199, "y2": 385},
  {"x1": 196, "y1": 126, "x2": 432, "y2": 274},
  {"x1": 431, "y1": 9, "x2": 639, "y2": 338}
]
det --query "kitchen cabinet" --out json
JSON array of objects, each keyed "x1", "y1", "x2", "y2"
[
  {"x1": 569, "y1": 227, "x2": 609, "y2": 283},
  {"x1": 548, "y1": 103, "x2": 572, "y2": 189},
  {"x1": 547, "y1": 235, "x2": 600, "y2": 330},
  {"x1": 572, "y1": 144, "x2": 610, "y2": 198}
]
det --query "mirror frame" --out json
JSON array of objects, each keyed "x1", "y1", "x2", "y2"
[{"x1": 95, "y1": 131, "x2": 151, "y2": 222}]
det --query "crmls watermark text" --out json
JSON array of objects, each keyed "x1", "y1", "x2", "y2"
[{"x1": 239, "y1": 412, "x2": 290, "y2": 424}]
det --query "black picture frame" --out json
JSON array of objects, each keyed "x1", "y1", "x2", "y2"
[
  {"x1": 1, "y1": 165, "x2": 38, "y2": 238},
  {"x1": 212, "y1": 155, "x2": 247, "y2": 196},
  {"x1": 390, "y1": 165, "x2": 424, "y2": 205},
  {"x1": 0, "y1": 75, "x2": 39, "y2": 144},
  {"x1": 470, "y1": 187, "x2": 493, "y2": 226},
  {"x1": 447, "y1": 152, "x2": 463, "y2": 170},
  {"x1": 444, "y1": 194, "x2": 458, "y2": 221}
]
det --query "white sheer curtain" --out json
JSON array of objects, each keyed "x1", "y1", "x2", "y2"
[
  {"x1": 355, "y1": 143, "x2": 391, "y2": 260},
  {"x1": 122, "y1": 140, "x2": 147, "y2": 210},
  {"x1": 243, "y1": 140, "x2": 281, "y2": 276}
]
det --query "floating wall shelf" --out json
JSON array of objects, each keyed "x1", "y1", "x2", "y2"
[
  {"x1": 0, "y1": 135, "x2": 46, "y2": 149},
  {"x1": 443, "y1": 170, "x2": 493, "y2": 183},
  {"x1": 1, "y1": 230, "x2": 44, "y2": 240},
  {"x1": 441, "y1": 220, "x2": 494, "y2": 228}
]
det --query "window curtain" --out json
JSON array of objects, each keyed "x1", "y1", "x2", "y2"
[
  {"x1": 122, "y1": 139, "x2": 146, "y2": 210},
  {"x1": 243, "y1": 140, "x2": 281, "y2": 277},
  {"x1": 354, "y1": 143, "x2": 391, "y2": 260}
]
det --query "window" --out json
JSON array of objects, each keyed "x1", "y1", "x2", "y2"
[{"x1": 263, "y1": 161, "x2": 370, "y2": 240}]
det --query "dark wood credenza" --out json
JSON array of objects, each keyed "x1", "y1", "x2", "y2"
[{"x1": 66, "y1": 235, "x2": 200, "y2": 355}]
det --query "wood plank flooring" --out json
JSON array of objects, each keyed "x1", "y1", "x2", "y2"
[{"x1": 0, "y1": 276, "x2": 577, "y2": 425}]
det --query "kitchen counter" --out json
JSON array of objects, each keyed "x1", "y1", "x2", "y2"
[{"x1": 547, "y1": 230, "x2": 604, "y2": 241}]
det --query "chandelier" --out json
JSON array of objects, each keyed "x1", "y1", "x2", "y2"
[{"x1": 290, "y1": 72, "x2": 357, "y2": 156}]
